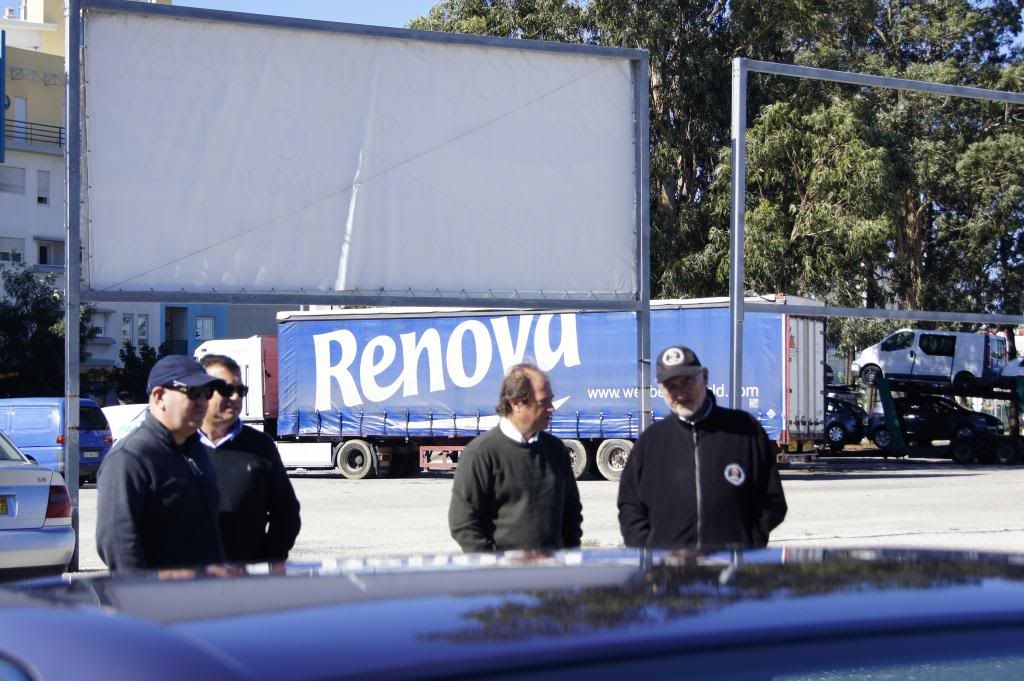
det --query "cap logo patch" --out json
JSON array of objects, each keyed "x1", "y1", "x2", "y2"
[
  {"x1": 724, "y1": 463, "x2": 746, "y2": 486},
  {"x1": 662, "y1": 348, "x2": 685, "y2": 366}
]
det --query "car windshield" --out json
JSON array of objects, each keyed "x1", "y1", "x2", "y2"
[
  {"x1": 80, "y1": 406, "x2": 110, "y2": 431},
  {"x1": 934, "y1": 398, "x2": 967, "y2": 412},
  {"x1": 0, "y1": 431, "x2": 27, "y2": 462}
]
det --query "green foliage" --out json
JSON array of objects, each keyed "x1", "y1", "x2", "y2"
[
  {"x1": 408, "y1": 0, "x2": 591, "y2": 41},
  {"x1": 0, "y1": 264, "x2": 98, "y2": 397},
  {"x1": 410, "y1": 0, "x2": 1024, "y2": 355},
  {"x1": 112, "y1": 341, "x2": 169, "y2": 403}
]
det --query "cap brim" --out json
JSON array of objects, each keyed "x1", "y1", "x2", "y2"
[
  {"x1": 172, "y1": 372, "x2": 220, "y2": 387},
  {"x1": 658, "y1": 366, "x2": 704, "y2": 382}
]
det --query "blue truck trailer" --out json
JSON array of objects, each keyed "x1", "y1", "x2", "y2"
[{"x1": 195, "y1": 297, "x2": 826, "y2": 481}]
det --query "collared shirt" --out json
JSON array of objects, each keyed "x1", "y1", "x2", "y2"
[
  {"x1": 499, "y1": 417, "x2": 539, "y2": 445},
  {"x1": 199, "y1": 418, "x2": 243, "y2": 449}
]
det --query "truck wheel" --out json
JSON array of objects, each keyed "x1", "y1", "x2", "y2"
[
  {"x1": 860, "y1": 365, "x2": 881, "y2": 386},
  {"x1": 950, "y1": 440, "x2": 975, "y2": 465},
  {"x1": 595, "y1": 439, "x2": 632, "y2": 482},
  {"x1": 335, "y1": 440, "x2": 376, "y2": 480},
  {"x1": 953, "y1": 371, "x2": 975, "y2": 389},
  {"x1": 563, "y1": 439, "x2": 589, "y2": 480}
]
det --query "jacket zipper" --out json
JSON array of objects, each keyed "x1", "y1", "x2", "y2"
[{"x1": 692, "y1": 427, "x2": 702, "y2": 547}]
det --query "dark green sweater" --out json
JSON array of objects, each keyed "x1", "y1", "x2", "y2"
[{"x1": 449, "y1": 426, "x2": 583, "y2": 552}]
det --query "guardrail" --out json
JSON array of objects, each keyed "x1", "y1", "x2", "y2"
[{"x1": 5, "y1": 119, "x2": 65, "y2": 148}]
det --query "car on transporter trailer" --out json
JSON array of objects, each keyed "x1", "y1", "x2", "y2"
[
  {"x1": 866, "y1": 394, "x2": 1003, "y2": 452},
  {"x1": 823, "y1": 388, "x2": 868, "y2": 452}
]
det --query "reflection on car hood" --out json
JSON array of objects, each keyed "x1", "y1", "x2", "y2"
[{"x1": 5, "y1": 548, "x2": 1024, "y2": 681}]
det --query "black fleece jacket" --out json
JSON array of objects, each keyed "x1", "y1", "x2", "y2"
[
  {"x1": 618, "y1": 392, "x2": 787, "y2": 549},
  {"x1": 96, "y1": 412, "x2": 223, "y2": 570},
  {"x1": 202, "y1": 425, "x2": 301, "y2": 563}
]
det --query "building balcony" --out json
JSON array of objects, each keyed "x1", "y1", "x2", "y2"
[{"x1": 5, "y1": 119, "x2": 64, "y2": 154}]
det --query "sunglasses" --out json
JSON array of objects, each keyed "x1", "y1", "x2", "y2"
[
  {"x1": 162, "y1": 383, "x2": 219, "y2": 401},
  {"x1": 214, "y1": 383, "x2": 250, "y2": 398}
]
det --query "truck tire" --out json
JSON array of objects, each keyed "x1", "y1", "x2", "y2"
[
  {"x1": 335, "y1": 439, "x2": 377, "y2": 480},
  {"x1": 595, "y1": 439, "x2": 632, "y2": 482},
  {"x1": 563, "y1": 439, "x2": 589, "y2": 480}
]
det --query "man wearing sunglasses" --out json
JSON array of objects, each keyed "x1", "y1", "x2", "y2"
[
  {"x1": 198, "y1": 354, "x2": 300, "y2": 564},
  {"x1": 617, "y1": 345, "x2": 787, "y2": 549},
  {"x1": 96, "y1": 355, "x2": 226, "y2": 571}
]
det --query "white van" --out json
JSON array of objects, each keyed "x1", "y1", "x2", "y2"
[{"x1": 853, "y1": 329, "x2": 1006, "y2": 388}]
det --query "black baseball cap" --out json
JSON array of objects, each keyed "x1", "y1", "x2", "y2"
[
  {"x1": 147, "y1": 355, "x2": 220, "y2": 393},
  {"x1": 656, "y1": 345, "x2": 704, "y2": 384}
]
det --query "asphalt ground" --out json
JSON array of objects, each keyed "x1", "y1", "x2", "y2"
[{"x1": 72, "y1": 455, "x2": 1024, "y2": 571}]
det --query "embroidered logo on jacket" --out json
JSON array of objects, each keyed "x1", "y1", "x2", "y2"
[{"x1": 724, "y1": 463, "x2": 746, "y2": 486}]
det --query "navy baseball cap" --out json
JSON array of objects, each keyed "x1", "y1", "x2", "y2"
[
  {"x1": 656, "y1": 345, "x2": 704, "y2": 384},
  {"x1": 147, "y1": 355, "x2": 220, "y2": 393}
]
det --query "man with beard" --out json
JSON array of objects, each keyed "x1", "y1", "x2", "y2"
[
  {"x1": 96, "y1": 356, "x2": 225, "y2": 570},
  {"x1": 618, "y1": 346, "x2": 787, "y2": 549},
  {"x1": 199, "y1": 354, "x2": 300, "y2": 564}
]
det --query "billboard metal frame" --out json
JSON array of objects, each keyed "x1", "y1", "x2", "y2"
[
  {"x1": 63, "y1": 0, "x2": 652, "y2": 559},
  {"x1": 730, "y1": 58, "x2": 1024, "y2": 402},
  {"x1": 75, "y1": 0, "x2": 649, "y2": 312}
]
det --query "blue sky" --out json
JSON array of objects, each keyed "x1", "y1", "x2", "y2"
[{"x1": 0, "y1": 1, "x2": 440, "y2": 28}]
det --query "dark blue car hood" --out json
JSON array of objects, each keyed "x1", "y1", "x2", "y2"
[{"x1": 5, "y1": 548, "x2": 1024, "y2": 681}]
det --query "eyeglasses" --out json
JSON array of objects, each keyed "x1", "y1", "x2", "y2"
[
  {"x1": 214, "y1": 382, "x2": 249, "y2": 398},
  {"x1": 162, "y1": 383, "x2": 218, "y2": 401}
]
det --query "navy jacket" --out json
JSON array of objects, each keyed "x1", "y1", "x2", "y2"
[
  {"x1": 96, "y1": 412, "x2": 223, "y2": 570},
  {"x1": 203, "y1": 426, "x2": 301, "y2": 563}
]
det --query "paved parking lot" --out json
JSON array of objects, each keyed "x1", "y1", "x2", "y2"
[{"x1": 73, "y1": 457, "x2": 1024, "y2": 570}]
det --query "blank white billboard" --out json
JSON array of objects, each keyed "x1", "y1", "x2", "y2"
[{"x1": 80, "y1": 7, "x2": 643, "y2": 303}]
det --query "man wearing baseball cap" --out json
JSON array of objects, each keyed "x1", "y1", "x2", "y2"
[
  {"x1": 617, "y1": 345, "x2": 787, "y2": 548},
  {"x1": 96, "y1": 355, "x2": 227, "y2": 570}
]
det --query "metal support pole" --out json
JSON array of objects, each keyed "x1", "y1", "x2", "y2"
[
  {"x1": 634, "y1": 54, "x2": 652, "y2": 432},
  {"x1": 728, "y1": 58, "x2": 748, "y2": 408},
  {"x1": 64, "y1": 0, "x2": 82, "y2": 571}
]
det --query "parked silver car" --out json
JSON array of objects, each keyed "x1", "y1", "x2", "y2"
[{"x1": 0, "y1": 431, "x2": 75, "y2": 578}]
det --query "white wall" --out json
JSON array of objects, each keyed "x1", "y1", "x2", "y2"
[{"x1": 82, "y1": 9, "x2": 641, "y2": 302}]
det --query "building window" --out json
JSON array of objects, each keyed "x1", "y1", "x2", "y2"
[
  {"x1": 36, "y1": 239, "x2": 64, "y2": 267},
  {"x1": 11, "y1": 97, "x2": 26, "y2": 141},
  {"x1": 91, "y1": 314, "x2": 107, "y2": 337},
  {"x1": 0, "y1": 237, "x2": 24, "y2": 263},
  {"x1": 136, "y1": 314, "x2": 149, "y2": 344},
  {"x1": 37, "y1": 170, "x2": 49, "y2": 205},
  {"x1": 0, "y1": 166, "x2": 26, "y2": 194},
  {"x1": 195, "y1": 316, "x2": 215, "y2": 341},
  {"x1": 121, "y1": 313, "x2": 134, "y2": 343}
]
